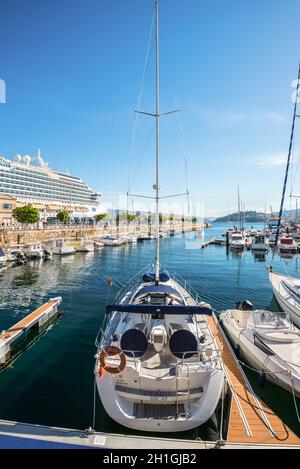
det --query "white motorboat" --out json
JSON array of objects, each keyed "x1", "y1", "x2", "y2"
[
  {"x1": 75, "y1": 242, "x2": 94, "y2": 252},
  {"x1": 278, "y1": 236, "x2": 298, "y2": 254},
  {"x1": 23, "y1": 243, "x2": 43, "y2": 259},
  {"x1": 52, "y1": 240, "x2": 75, "y2": 256},
  {"x1": 0, "y1": 248, "x2": 7, "y2": 264},
  {"x1": 69, "y1": 237, "x2": 94, "y2": 252},
  {"x1": 229, "y1": 231, "x2": 245, "y2": 249},
  {"x1": 269, "y1": 270, "x2": 300, "y2": 328},
  {"x1": 220, "y1": 303, "x2": 300, "y2": 396},
  {"x1": 251, "y1": 234, "x2": 268, "y2": 251},
  {"x1": 94, "y1": 1, "x2": 225, "y2": 433},
  {"x1": 159, "y1": 232, "x2": 168, "y2": 238},
  {"x1": 125, "y1": 234, "x2": 137, "y2": 243},
  {"x1": 5, "y1": 248, "x2": 26, "y2": 263},
  {"x1": 94, "y1": 240, "x2": 104, "y2": 249},
  {"x1": 101, "y1": 236, "x2": 123, "y2": 246},
  {"x1": 137, "y1": 233, "x2": 151, "y2": 240}
]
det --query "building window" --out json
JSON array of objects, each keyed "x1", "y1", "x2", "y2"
[{"x1": 3, "y1": 203, "x2": 12, "y2": 210}]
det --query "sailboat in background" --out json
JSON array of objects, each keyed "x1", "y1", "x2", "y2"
[
  {"x1": 94, "y1": 1, "x2": 225, "y2": 432},
  {"x1": 269, "y1": 64, "x2": 300, "y2": 327},
  {"x1": 229, "y1": 187, "x2": 246, "y2": 249}
]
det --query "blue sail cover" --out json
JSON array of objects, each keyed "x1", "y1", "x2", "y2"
[
  {"x1": 106, "y1": 304, "x2": 212, "y2": 315},
  {"x1": 169, "y1": 329, "x2": 198, "y2": 359},
  {"x1": 142, "y1": 269, "x2": 171, "y2": 283},
  {"x1": 120, "y1": 329, "x2": 148, "y2": 357},
  {"x1": 134, "y1": 284, "x2": 182, "y2": 299}
]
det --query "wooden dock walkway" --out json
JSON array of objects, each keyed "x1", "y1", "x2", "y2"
[
  {"x1": 0, "y1": 298, "x2": 61, "y2": 344},
  {"x1": 207, "y1": 314, "x2": 300, "y2": 446},
  {"x1": 0, "y1": 297, "x2": 62, "y2": 370}
]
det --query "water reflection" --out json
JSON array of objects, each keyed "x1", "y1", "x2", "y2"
[{"x1": 252, "y1": 252, "x2": 266, "y2": 262}]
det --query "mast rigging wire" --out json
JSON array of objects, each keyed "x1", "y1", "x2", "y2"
[
  {"x1": 127, "y1": 9, "x2": 155, "y2": 195},
  {"x1": 271, "y1": 64, "x2": 300, "y2": 264}
]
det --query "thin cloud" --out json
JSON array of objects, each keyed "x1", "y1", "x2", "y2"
[
  {"x1": 249, "y1": 153, "x2": 287, "y2": 169},
  {"x1": 193, "y1": 106, "x2": 287, "y2": 130}
]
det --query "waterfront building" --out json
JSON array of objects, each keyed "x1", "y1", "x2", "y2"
[
  {"x1": 0, "y1": 193, "x2": 16, "y2": 226},
  {"x1": 0, "y1": 151, "x2": 105, "y2": 219}
]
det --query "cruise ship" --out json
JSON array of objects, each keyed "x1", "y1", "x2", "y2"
[{"x1": 0, "y1": 151, "x2": 104, "y2": 217}]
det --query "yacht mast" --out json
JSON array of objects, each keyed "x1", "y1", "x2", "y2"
[
  {"x1": 273, "y1": 63, "x2": 300, "y2": 254},
  {"x1": 154, "y1": 0, "x2": 160, "y2": 285},
  {"x1": 237, "y1": 186, "x2": 241, "y2": 230}
]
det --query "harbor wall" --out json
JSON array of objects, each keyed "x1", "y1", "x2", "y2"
[{"x1": 0, "y1": 223, "x2": 198, "y2": 248}]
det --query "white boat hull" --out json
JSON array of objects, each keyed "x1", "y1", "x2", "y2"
[
  {"x1": 220, "y1": 310, "x2": 300, "y2": 396},
  {"x1": 95, "y1": 368, "x2": 224, "y2": 432},
  {"x1": 269, "y1": 271, "x2": 300, "y2": 328}
]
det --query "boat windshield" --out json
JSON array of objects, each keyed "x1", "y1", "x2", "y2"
[{"x1": 251, "y1": 310, "x2": 291, "y2": 329}]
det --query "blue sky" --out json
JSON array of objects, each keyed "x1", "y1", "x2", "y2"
[{"x1": 1, "y1": 0, "x2": 300, "y2": 217}]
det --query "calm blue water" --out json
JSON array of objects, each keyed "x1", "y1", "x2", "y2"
[{"x1": 0, "y1": 222, "x2": 299, "y2": 439}]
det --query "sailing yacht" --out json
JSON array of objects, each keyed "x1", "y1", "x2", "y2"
[{"x1": 94, "y1": 1, "x2": 225, "y2": 433}]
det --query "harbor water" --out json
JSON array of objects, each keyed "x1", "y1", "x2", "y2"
[{"x1": 0, "y1": 222, "x2": 300, "y2": 440}]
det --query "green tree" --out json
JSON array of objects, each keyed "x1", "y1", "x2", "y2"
[
  {"x1": 94, "y1": 213, "x2": 108, "y2": 223},
  {"x1": 56, "y1": 210, "x2": 70, "y2": 224},
  {"x1": 12, "y1": 205, "x2": 40, "y2": 225},
  {"x1": 192, "y1": 216, "x2": 197, "y2": 223},
  {"x1": 127, "y1": 213, "x2": 136, "y2": 223}
]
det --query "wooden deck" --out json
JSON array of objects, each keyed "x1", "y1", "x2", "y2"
[
  {"x1": 0, "y1": 299, "x2": 59, "y2": 343},
  {"x1": 207, "y1": 314, "x2": 300, "y2": 445}
]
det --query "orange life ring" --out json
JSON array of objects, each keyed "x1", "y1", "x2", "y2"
[{"x1": 99, "y1": 346, "x2": 126, "y2": 374}]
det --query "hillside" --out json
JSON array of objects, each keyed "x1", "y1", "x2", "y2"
[{"x1": 214, "y1": 211, "x2": 268, "y2": 223}]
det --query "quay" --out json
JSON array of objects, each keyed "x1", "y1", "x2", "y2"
[
  {"x1": 0, "y1": 223, "x2": 199, "y2": 249},
  {"x1": 0, "y1": 298, "x2": 62, "y2": 371}
]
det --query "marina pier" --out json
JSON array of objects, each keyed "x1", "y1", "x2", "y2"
[
  {"x1": 0, "y1": 310, "x2": 299, "y2": 449},
  {"x1": 0, "y1": 298, "x2": 62, "y2": 371}
]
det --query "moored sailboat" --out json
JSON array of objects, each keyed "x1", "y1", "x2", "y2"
[{"x1": 94, "y1": 1, "x2": 225, "y2": 433}]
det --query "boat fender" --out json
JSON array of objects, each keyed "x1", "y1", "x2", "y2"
[
  {"x1": 99, "y1": 346, "x2": 126, "y2": 374},
  {"x1": 258, "y1": 370, "x2": 266, "y2": 388},
  {"x1": 234, "y1": 344, "x2": 240, "y2": 358}
]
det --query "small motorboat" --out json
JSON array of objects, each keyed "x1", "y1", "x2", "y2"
[
  {"x1": 229, "y1": 231, "x2": 245, "y2": 249},
  {"x1": 75, "y1": 243, "x2": 94, "y2": 252},
  {"x1": 220, "y1": 301, "x2": 300, "y2": 396},
  {"x1": 52, "y1": 240, "x2": 75, "y2": 256},
  {"x1": 278, "y1": 236, "x2": 298, "y2": 254},
  {"x1": 137, "y1": 233, "x2": 152, "y2": 241},
  {"x1": 94, "y1": 240, "x2": 104, "y2": 249},
  {"x1": 23, "y1": 243, "x2": 43, "y2": 259},
  {"x1": 6, "y1": 248, "x2": 26, "y2": 263},
  {"x1": 100, "y1": 236, "x2": 123, "y2": 246},
  {"x1": 251, "y1": 234, "x2": 269, "y2": 251}
]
